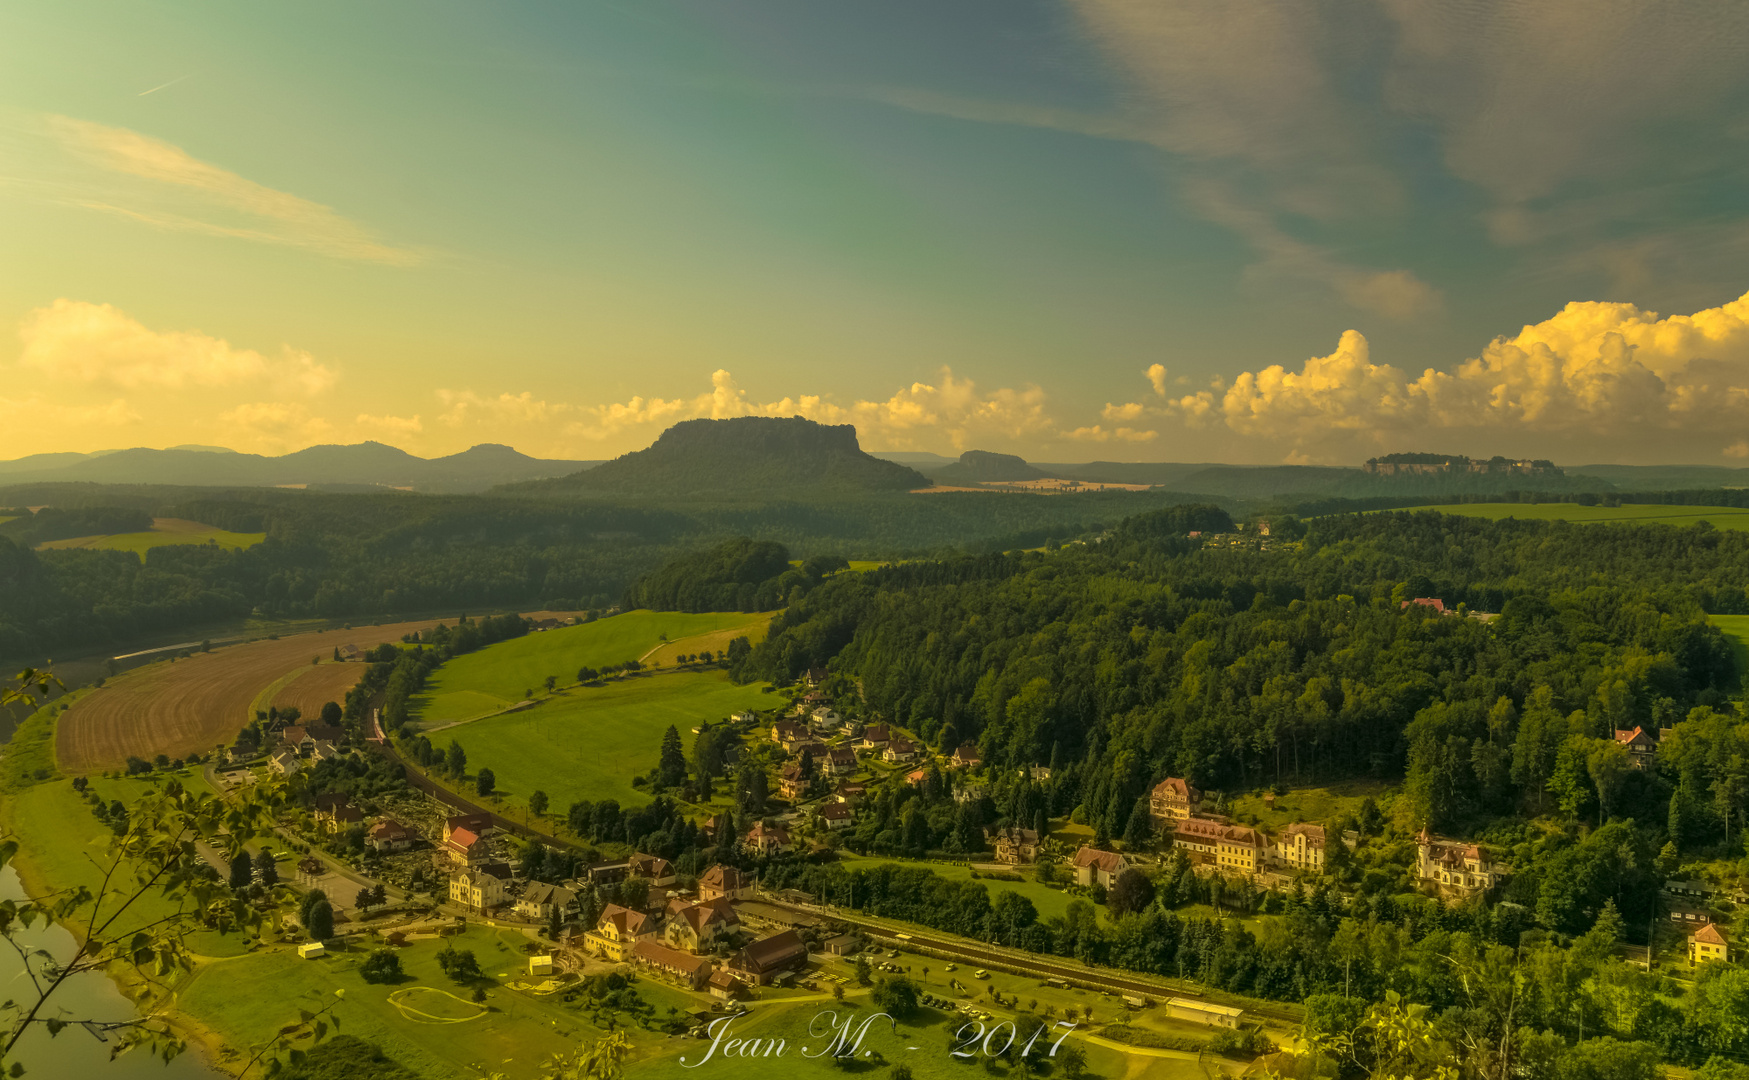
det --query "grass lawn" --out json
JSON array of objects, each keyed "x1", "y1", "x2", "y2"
[
  {"x1": 414, "y1": 610, "x2": 772, "y2": 724},
  {"x1": 836, "y1": 854, "x2": 1083, "y2": 923},
  {"x1": 423, "y1": 670, "x2": 785, "y2": 810},
  {"x1": 177, "y1": 925, "x2": 636, "y2": 1080},
  {"x1": 37, "y1": 517, "x2": 265, "y2": 555},
  {"x1": 1397, "y1": 503, "x2": 1749, "y2": 529},
  {"x1": 1, "y1": 778, "x2": 250, "y2": 958},
  {"x1": 1227, "y1": 779, "x2": 1389, "y2": 831},
  {"x1": 1710, "y1": 615, "x2": 1749, "y2": 682}
]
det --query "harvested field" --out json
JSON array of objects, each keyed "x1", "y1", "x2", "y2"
[
  {"x1": 57, "y1": 617, "x2": 457, "y2": 773},
  {"x1": 268, "y1": 661, "x2": 367, "y2": 720}
]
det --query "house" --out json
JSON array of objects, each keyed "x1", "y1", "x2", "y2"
[
  {"x1": 805, "y1": 667, "x2": 829, "y2": 688},
  {"x1": 834, "y1": 781, "x2": 867, "y2": 805},
  {"x1": 904, "y1": 767, "x2": 928, "y2": 786},
  {"x1": 449, "y1": 866, "x2": 509, "y2": 913},
  {"x1": 444, "y1": 826, "x2": 487, "y2": 866},
  {"x1": 1614, "y1": 727, "x2": 1657, "y2": 770},
  {"x1": 337, "y1": 643, "x2": 363, "y2": 661},
  {"x1": 823, "y1": 934, "x2": 861, "y2": 956},
  {"x1": 827, "y1": 747, "x2": 858, "y2": 776},
  {"x1": 529, "y1": 955, "x2": 555, "y2": 977},
  {"x1": 312, "y1": 794, "x2": 364, "y2": 833},
  {"x1": 1671, "y1": 906, "x2": 1713, "y2": 924},
  {"x1": 1400, "y1": 597, "x2": 1449, "y2": 615},
  {"x1": 703, "y1": 813, "x2": 734, "y2": 842},
  {"x1": 987, "y1": 826, "x2": 1041, "y2": 865},
  {"x1": 1691, "y1": 923, "x2": 1730, "y2": 964},
  {"x1": 951, "y1": 744, "x2": 982, "y2": 769},
  {"x1": 795, "y1": 740, "x2": 831, "y2": 767},
  {"x1": 665, "y1": 898, "x2": 739, "y2": 953},
  {"x1": 442, "y1": 814, "x2": 493, "y2": 845},
  {"x1": 585, "y1": 859, "x2": 631, "y2": 885},
  {"x1": 771, "y1": 721, "x2": 807, "y2": 750},
  {"x1": 732, "y1": 710, "x2": 756, "y2": 725},
  {"x1": 366, "y1": 818, "x2": 417, "y2": 853},
  {"x1": 811, "y1": 707, "x2": 843, "y2": 731},
  {"x1": 1026, "y1": 765, "x2": 1053, "y2": 782},
  {"x1": 1273, "y1": 823, "x2": 1326, "y2": 872},
  {"x1": 699, "y1": 864, "x2": 756, "y2": 903},
  {"x1": 270, "y1": 750, "x2": 301, "y2": 776},
  {"x1": 308, "y1": 740, "x2": 341, "y2": 764},
  {"x1": 745, "y1": 822, "x2": 792, "y2": 856},
  {"x1": 515, "y1": 882, "x2": 578, "y2": 921},
  {"x1": 816, "y1": 802, "x2": 853, "y2": 830},
  {"x1": 1148, "y1": 777, "x2": 1201, "y2": 826},
  {"x1": 282, "y1": 725, "x2": 309, "y2": 748},
  {"x1": 297, "y1": 942, "x2": 326, "y2": 959},
  {"x1": 629, "y1": 852, "x2": 677, "y2": 887},
  {"x1": 1170, "y1": 816, "x2": 1228, "y2": 861},
  {"x1": 586, "y1": 904, "x2": 657, "y2": 962},
  {"x1": 884, "y1": 738, "x2": 919, "y2": 764},
  {"x1": 728, "y1": 930, "x2": 809, "y2": 985},
  {"x1": 1217, "y1": 825, "x2": 1267, "y2": 874},
  {"x1": 1071, "y1": 846, "x2": 1127, "y2": 889},
  {"x1": 953, "y1": 782, "x2": 987, "y2": 804},
  {"x1": 860, "y1": 724, "x2": 891, "y2": 750},
  {"x1": 1416, "y1": 829, "x2": 1505, "y2": 900},
  {"x1": 630, "y1": 939, "x2": 712, "y2": 989},
  {"x1": 778, "y1": 763, "x2": 809, "y2": 801},
  {"x1": 708, "y1": 969, "x2": 747, "y2": 1000}
]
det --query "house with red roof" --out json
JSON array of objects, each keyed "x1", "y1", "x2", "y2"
[{"x1": 1071, "y1": 846, "x2": 1127, "y2": 889}]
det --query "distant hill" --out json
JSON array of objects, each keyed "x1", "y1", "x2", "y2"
[
  {"x1": 520, "y1": 417, "x2": 930, "y2": 496},
  {"x1": 933, "y1": 450, "x2": 1047, "y2": 484},
  {"x1": 0, "y1": 442, "x2": 597, "y2": 493}
]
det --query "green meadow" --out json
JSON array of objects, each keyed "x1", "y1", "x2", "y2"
[
  {"x1": 414, "y1": 609, "x2": 772, "y2": 724},
  {"x1": 1710, "y1": 615, "x2": 1749, "y2": 681},
  {"x1": 36, "y1": 517, "x2": 266, "y2": 555},
  {"x1": 1405, "y1": 503, "x2": 1749, "y2": 529},
  {"x1": 427, "y1": 671, "x2": 785, "y2": 809}
]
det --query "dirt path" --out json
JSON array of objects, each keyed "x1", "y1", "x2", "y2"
[{"x1": 57, "y1": 617, "x2": 459, "y2": 773}]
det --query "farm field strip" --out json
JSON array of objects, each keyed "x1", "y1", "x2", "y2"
[
  {"x1": 269, "y1": 662, "x2": 366, "y2": 720},
  {"x1": 36, "y1": 517, "x2": 266, "y2": 554},
  {"x1": 1398, "y1": 503, "x2": 1749, "y2": 528},
  {"x1": 56, "y1": 616, "x2": 462, "y2": 773},
  {"x1": 638, "y1": 614, "x2": 774, "y2": 668}
]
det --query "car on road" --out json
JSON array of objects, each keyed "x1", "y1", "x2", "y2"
[{"x1": 974, "y1": 970, "x2": 990, "y2": 980}]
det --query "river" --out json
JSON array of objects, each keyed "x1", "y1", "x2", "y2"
[{"x1": 1, "y1": 865, "x2": 226, "y2": 1079}]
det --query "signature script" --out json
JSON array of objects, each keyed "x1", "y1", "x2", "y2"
[{"x1": 680, "y1": 1010, "x2": 1080, "y2": 1067}]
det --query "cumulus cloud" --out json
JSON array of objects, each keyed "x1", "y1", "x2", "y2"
[
  {"x1": 1108, "y1": 289, "x2": 1749, "y2": 458},
  {"x1": 1062, "y1": 424, "x2": 1157, "y2": 443},
  {"x1": 218, "y1": 402, "x2": 336, "y2": 450},
  {"x1": 42, "y1": 115, "x2": 423, "y2": 265},
  {"x1": 17, "y1": 299, "x2": 335, "y2": 394},
  {"x1": 356, "y1": 413, "x2": 423, "y2": 437}
]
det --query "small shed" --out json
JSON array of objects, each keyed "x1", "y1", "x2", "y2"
[
  {"x1": 1167, "y1": 997, "x2": 1243, "y2": 1029},
  {"x1": 823, "y1": 934, "x2": 861, "y2": 956},
  {"x1": 529, "y1": 955, "x2": 555, "y2": 976},
  {"x1": 297, "y1": 942, "x2": 326, "y2": 959}
]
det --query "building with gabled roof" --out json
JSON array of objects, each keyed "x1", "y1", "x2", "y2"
[
  {"x1": 859, "y1": 724, "x2": 890, "y2": 749},
  {"x1": 883, "y1": 738, "x2": 919, "y2": 764},
  {"x1": 1149, "y1": 777, "x2": 1200, "y2": 826},
  {"x1": 366, "y1": 818, "x2": 417, "y2": 852},
  {"x1": 1614, "y1": 727, "x2": 1657, "y2": 770},
  {"x1": 450, "y1": 866, "x2": 508, "y2": 913},
  {"x1": 987, "y1": 826, "x2": 1040, "y2": 865},
  {"x1": 628, "y1": 852, "x2": 676, "y2": 887},
  {"x1": 1415, "y1": 829, "x2": 1504, "y2": 900},
  {"x1": 728, "y1": 929, "x2": 808, "y2": 985},
  {"x1": 745, "y1": 822, "x2": 792, "y2": 856},
  {"x1": 699, "y1": 864, "x2": 755, "y2": 903},
  {"x1": 630, "y1": 938, "x2": 712, "y2": 989},
  {"x1": 1170, "y1": 816, "x2": 1227, "y2": 860},
  {"x1": 515, "y1": 881, "x2": 577, "y2": 921},
  {"x1": 1217, "y1": 824, "x2": 1267, "y2": 873},
  {"x1": 1273, "y1": 822, "x2": 1326, "y2": 872},
  {"x1": 1691, "y1": 922, "x2": 1730, "y2": 964},
  {"x1": 816, "y1": 801, "x2": 853, "y2": 830},
  {"x1": 586, "y1": 903, "x2": 656, "y2": 962},
  {"x1": 778, "y1": 763, "x2": 809, "y2": 801},
  {"x1": 1071, "y1": 846, "x2": 1127, "y2": 889},
  {"x1": 444, "y1": 826, "x2": 487, "y2": 866},
  {"x1": 951, "y1": 744, "x2": 982, "y2": 769},
  {"x1": 664, "y1": 897, "x2": 739, "y2": 954}
]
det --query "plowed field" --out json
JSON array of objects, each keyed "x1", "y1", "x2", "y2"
[
  {"x1": 56, "y1": 618, "x2": 454, "y2": 772},
  {"x1": 268, "y1": 662, "x2": 369, "y2": 720}
]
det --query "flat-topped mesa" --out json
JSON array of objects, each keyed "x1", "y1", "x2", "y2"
[{"x1": 1364, "y1": 452, "x2": 1561, "y2": 477}]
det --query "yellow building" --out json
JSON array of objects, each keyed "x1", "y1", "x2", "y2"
[
  {"x1": 1216, "y1": 825, "x2": 1265, "y2": 873},
  {"x1": 1691, "y1": 923, "x2": 1730, "y2": 965}
]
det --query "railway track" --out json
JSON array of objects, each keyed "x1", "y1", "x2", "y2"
[{"x1": 762, "y1": 897, "x2": 1303, "y2": 1028}]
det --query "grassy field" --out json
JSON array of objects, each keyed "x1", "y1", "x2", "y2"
[
  {"x1": 1, "y1": 777, "x2": 249, "y2": 958},
  {"x1": 837, "y1": 854, "x2": 1083, "y2": 923},
  {"x1": 1227, "y1": 779, "x2": 1388, "y2": 831},
  {"x1": 413, "y1": 610, "x2": 773, "y2": 725},
  {"x1": 422, "y1": 671, "x2": 785, "y2": 809},
  {"x1": 178, "y1": 926, "x2": 590, "y2": 1079},
  {"x1": 36, "y1": 517, "x2": 266, "y2": 554},
  {"x1": 1400, "y1": 503, "x2": 1749, "y2": 529},
  {"x1": 1711, "y1": 615, "x2": 1749, "y2": 682}
]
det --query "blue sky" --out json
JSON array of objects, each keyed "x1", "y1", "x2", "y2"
[{"x1": 3, "y1": 1, "x2": 1749, "y2": 464}]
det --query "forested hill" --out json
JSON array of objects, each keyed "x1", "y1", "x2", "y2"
[
  {"x1": 508, "y1": 417, "x2": 929, "y2": 496},
  {"x1": 745, "y1": 509, "x2": 1741, "y2": 867}
]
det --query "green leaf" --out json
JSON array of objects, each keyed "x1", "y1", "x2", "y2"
[
  {"x1": 46, "y1": 1019, "x2": 65, "y2": 1037},
  {"x1": 298, "y1": 1009, "x2": 314, "y2": 1023}
]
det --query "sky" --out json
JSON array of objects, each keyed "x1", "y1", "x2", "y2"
[{"x1": 3, "y1": 1, "x2": 1749, "y2": 466}]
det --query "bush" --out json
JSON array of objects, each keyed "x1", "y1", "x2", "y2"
[{"x1": 360, "y1": 949, "x2": 403, "y2": 984}]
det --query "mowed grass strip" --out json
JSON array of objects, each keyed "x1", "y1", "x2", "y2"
[
  {"x1": 1400, "y1": 503, "x2": 1749, "y2": 528},
  {"x1": 431, "y1": 671, "x2": 784, "y2": 808},
  {"x1": 1710, "y1": 615, "x2": 1749, "y2": 681},
  {"x1": 413, "y1": 610, "x2": 772, "y2": 724},
  {"x1": 36, "y1": 517, "x2": 266, "y2": 554}
]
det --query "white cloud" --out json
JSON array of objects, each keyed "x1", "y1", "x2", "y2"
[
  {"x1": 43, "y1": 115, "x2": 423, "y2": 265},
  {"x1": 357, "y1": 413, "x2": 423, "y2": 437},
  {"x1": 1146, "y1": 363, "x2": 1168, "y2": 397},
  {"x1": 1062, "y1": 424, "x2": 1157, "y2": 443},
  {"x1": 218, "y1": 402, "x2": 336, "y2": 450},
  {"x1": 17, "y1": 299, "x2": 335, "y2": 394},
  {"x1": 1109, "y1": 288, "x2": 1749, "y2": 458}
]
